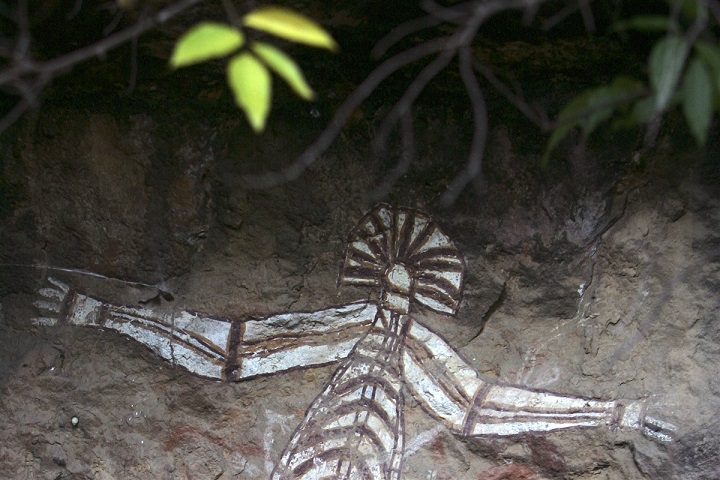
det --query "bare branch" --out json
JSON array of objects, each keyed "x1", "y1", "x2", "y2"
[
  {"x1": 542, "y1": 2, "x2": 578, "y2": 30},
  {"x1": 67, "y1": 0, "x2": 83, "y2": 20},
  {"x1": 102, "y1": 8, "x2": 125, "y2": 37},
  {"x1": 578, "y1": 0, "x2": 596, "y2": 33},
  {"x1": 0, "y1": 92, "x2": 34, "y2": 133},
  {"x1": 369, "y1": 110, "x2": 416, "y2": 201},
  {"x1": 473, "y1": 60, "x2": 550, "y2": 130},
  {"x1": 125, "y1": 35, "x2": 139, "y2": 94},
  {"x1": 521, "y1": 2, "x2": 541, "y2": 24},
  {"x1": 372, "y1": 15, "x2": 443, "y2": 59},
  {"x1": 441, "y1": 46, "x2": 487, "y2": 206},
  {"x1": 374, "y1": 50, "x2": 454, "y2": 153},
  {"x1": 221, "y1": 0, "x2": 244, "y2": 29},
  {"x1": 0, "y1": 0, "x2": 203, "y2": 134},
  {"x1": 14, "y1": 0, "x2": 31, "y2": 64},
  {"x1": 237, "y1": 0, "x2": 548, "y2": 192},
  {"x1": 421, "y1": 0, "x2": 476, "y2": 24},
  {"x1": 709, "y1": 0, "x2": 720, "y2": 25},
  {"x1": 234, "y1": 36, "x2": 452, "y2": 189}
]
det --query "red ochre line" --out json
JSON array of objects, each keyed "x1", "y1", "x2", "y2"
[
  {"x1": 322, "y1": 397, "x2": 400, "y2": 438},
  {"x1": 402, "y1": 336, "x2": 473, "y2": 407},
  {"x1": 290, "y1": 446, "x2": 380, "y2": 479},
  {"x1": 235, "y1": 324, "x2": 370, "y2": 358},
  {"x1": 394, "y1": 212, "x2": 416, "y2": 260},
  {"x1": 291, "y1": 425, "x2": 394, "y2": 475},
  {"x1": 402, "y1": 220, "x2": 436, "y2": 262},
  {"x1": 107, "y1": 310, "x2": 227, "y2": 361}
]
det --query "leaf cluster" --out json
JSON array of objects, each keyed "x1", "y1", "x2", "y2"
[
  {"x1": 169, "y1": 6, "x2": 337, "y2": 132},
  {"x1": 545, "y1": 0, "x2": 720, "y2": 162}
]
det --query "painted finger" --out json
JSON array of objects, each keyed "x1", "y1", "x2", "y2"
[
  {"x1": 38, "y1": 287, "x2": 66, "y2": 301},
  {"x1": 47, "y1": 277, "x2": 69, "y2": 293},
  {"x1": 32, "y1": 317, "x2": 59, "y2": 326},
  {"x1": 34, "y1": 299, "x2": 61, "y2": 312},
  {"x1": 644, "y1": 415, "x2": 677, "y2": 442}
]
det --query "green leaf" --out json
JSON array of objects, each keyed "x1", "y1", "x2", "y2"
[
  {"x1": 565, "y1": 90, "x2": 611, "y2": 135},
  {"x1": 682, "y1": 57, "x2": 714, "y2": 146},
  {"x1": 673, "y1": 0, "x2": 708, "y2": 22},
  {"x1": 243, "y1": 6, "x2": 338, "y2": 51},
  {"x1": 630, "y1": 96, "x2": 657, "y2": 124},
  {"x1": 557, "y1": 77, "x2": 643, "y2": 127},
  {"x1": 612, "y1": 15, "x2": 672, "y2": 33},
  {"x1": 584, "y1": 78, "x2": 644, "y2": 134},
  {"x1": 542, "y1": 122, "x2": 575, "y2": 166},
  {"x1": 252, "y1": 42, "x2": 314, "y2": 100},
  {"x1": 542, "y1": 89, "x2": 613, "y2": 165},
  {"x1": 648, "y1": 36, "x2": 689, "y2": 112},
  {"x1": 543, "y1": 77, "x2": 645, "y2": 164},
  {"x1": 227, "y1": 53, "x2": 272, "y2": 133},
  {"x1": 170, "y1": 22, "x2": 244, "y2": 68},
  {"x1": 694, "y1": 41, "x2": 720, "y2": 97}
]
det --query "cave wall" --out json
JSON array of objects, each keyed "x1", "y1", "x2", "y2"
[{"x1": 0, "y1": 101, "x2": 719, "y2": 480}]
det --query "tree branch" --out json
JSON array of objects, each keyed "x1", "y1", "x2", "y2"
[
  {"x1": 441, "y1": 45, "x2": 488, "y2": 206},
  {"x1": 373, "y1": 50, "x2": 454, "y2": 152},
  {"x1": 232, "y1": 36, "x2": 453, "y2": 188},
  {"x1": 236, "y1": 0, "x2": 549, "y2": 197},
  {"x1": 0, "y1": 0, "x2": 203, "y2": 133},
  {"x1": 473, "y1": 60, "x2": 550, "y2": 130},
  {"x1": 369, "y1": 110, "x2": 416, "y2": 201}
]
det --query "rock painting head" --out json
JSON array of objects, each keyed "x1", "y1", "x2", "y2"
[{"x1": 338, "y1": 203, "x2": 465, "y2": 315}]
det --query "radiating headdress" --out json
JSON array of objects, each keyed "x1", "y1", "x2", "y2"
[{"x1": 339, "y1": 204, "x2": 465, "y2": 315}]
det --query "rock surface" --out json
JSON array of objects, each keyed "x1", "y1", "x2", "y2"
[{"x1": 1, "y1": 88, "x2": 720, "y2": 480}]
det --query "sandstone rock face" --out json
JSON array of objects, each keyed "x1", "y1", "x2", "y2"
[{"x1": 0, "y1": 107, "x2": 719, "y2": 480}]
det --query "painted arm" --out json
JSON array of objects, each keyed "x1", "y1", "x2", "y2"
[
  {"x1": 402, "y1": 319, "x2": 676, "y2": 442},
  {"x1": 33, "y1": 277, "x2": 377, "y2": 382}
]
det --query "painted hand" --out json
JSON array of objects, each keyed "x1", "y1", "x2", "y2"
[
  {"x1": 642, "y1": 415, "x2": 677, "y2": 442},
  {"x1": 33, "y1": 277, "x2": 103, "y2": 327},
  {"x1": 619, "y1": 400, "x2": 677, "y2": 442},
  {"x1": 32, "y1": 277, "x2": 72, "y2": 326}
]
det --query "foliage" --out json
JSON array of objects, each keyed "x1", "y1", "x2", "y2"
[
  {"x1": 169, "y1": 6, "x2": 336, "y2": 133},
  {"x1": 545, "y1": 0, "x2": 720, "y2": 162}
]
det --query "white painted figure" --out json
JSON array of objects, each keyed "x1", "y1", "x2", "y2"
[{"x1": 33, "y1": 204, "x2": 676, "y2": 480}]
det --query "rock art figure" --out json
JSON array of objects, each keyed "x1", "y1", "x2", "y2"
[{"x1": 33, "y1": 204, "x2": 676, "y2": 480}]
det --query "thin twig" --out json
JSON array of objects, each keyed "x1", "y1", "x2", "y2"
[
  {"x1": 237, "y1": 0, "x2": 547, "y2": 193},
  {"x1": 125, "y1": 34, "x2": 138, "y2": 94},
  {"x1": 578, "y1": 0, "x2": 596, "y2": 33},
  {"x1": 234, "y1": 36, "x2": 453, "y2": 188},
  {"x1": 441, "y1": 46, "x2": 488, "y2": 206},
  {"x1": 102, "y1": 9, "x2": 125, "y2": 36},
  {"x1": 421, "y1": 0, "x2": 475, "y2": 24},
  {"x1": 372, "y1": 14, "x2": 443, "y2": 58},
  {"x1": 0, "y1": 92, "x2": 34, "y2": 133},
  {"x1": 67, "y1": 0, "x2": 84, "y2": 20},
  {"x1": 542, "y1": 2, "x2": 578, "y2": 30},
  {"x1": 0, "y1": 263, "x2": 169, "y2": 291},
  {"x1": 473, "y1": 60, "x2": 549, "y2": 130},
  {"x1": 708, "y1": 0, "x2": 720, "y2": 25},
  {"x1": 374, "y1": 50, "x2": 454, "y2": 153},
  {"x1": 369, "y1": 111, "x2": 416, "y2": 201},
  {"x1": 14, "y1": 0, "x2": 31, "y2": 64},
  {"x1": 2, "y1": 0, "x2": 201, "y2": 86},
  {"x1": 221, "y1": 0, "x2": 244, "y2": 29},
  {"x1": 0, "y1": 0, "x2": 203, "y2": 134}
]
